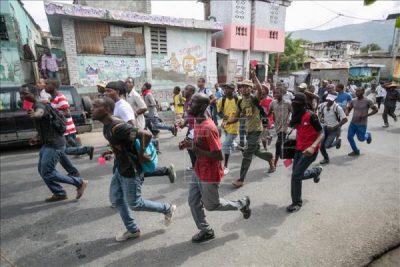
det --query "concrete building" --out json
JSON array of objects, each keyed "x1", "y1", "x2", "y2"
[
  {"x1": 305, "y1": 58, "x2": 350, "y2": 86},
  {"x1": 73, "y1": 0, "x2": 152, "y2": 14},
  {"x1": 0, "y1": 0, "x2": 42, "y2": 86},
  {"x1": 45, "y1": 1, "x2": 222, "y2": 99},
  {"x1": 303, "y1": 40, "x2": 361, "y2": 60},
  {"x1": 201, "y1": 0, "x2": 292, "y2": 83}
]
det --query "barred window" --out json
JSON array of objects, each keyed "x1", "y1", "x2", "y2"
[
  {"x1": 150, "y1": 27, "x2": 167, "y2": 54},
  {"x1": 0, "y1": 16, "x2": 8, "y2": 40}
]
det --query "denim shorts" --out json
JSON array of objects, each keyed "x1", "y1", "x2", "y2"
[{"x1": 222, "y1": 132, "x2": 237, "y2": 155}]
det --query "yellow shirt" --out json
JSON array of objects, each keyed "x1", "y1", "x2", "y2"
[
  {"x1": 217, "y1": 97, "x2": 239, "y2": 135},
  {"x1": 173, "y1": 94, "x2": 185, "y2": 115}
]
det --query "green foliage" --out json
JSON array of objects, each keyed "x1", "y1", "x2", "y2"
[
  {"x1": 364, "y1": 0, "x2": 377, "y2": 6},
  {"x1": 269, "y1": 34, "x2": 309, "y2": 73},
  {"x1": 348, "y1": 76, "x2": 376, "y2": 83},
  {"x1": 360, "y1": 43, "x2": 381, "y2": 53}
]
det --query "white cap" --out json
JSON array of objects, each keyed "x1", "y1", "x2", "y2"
[
  {"x1": 326, "y1": 93, "x2": 337, "y2": 101},
  {"x1": 298, "y1": 83, "x2": 307, "y2": 89}
]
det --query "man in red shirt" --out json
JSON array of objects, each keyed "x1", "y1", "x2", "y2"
[
  {"x1": 179, "y1": 93, "x2": 251, "y2": 243},
  {"x1": 287, "y1": 93, "x2": 324, "y2": 213}
]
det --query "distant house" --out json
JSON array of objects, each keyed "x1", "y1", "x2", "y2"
[
  {"x1": 303, "y1": 40, "x2": 361, "y2": 60},
  {"x1": 349, "y1": 63, "x2": 385, "y2": 83},
  {"x1": 304, "y1": 58, "x2": 349, "y2": 85},
  {"x1": 0, "y1": 0, "x2": 42, "y2": 86}
]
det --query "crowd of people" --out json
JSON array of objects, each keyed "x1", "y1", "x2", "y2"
[{"x1": 19, "y1": 74, "x2": 399, "y2": 243}]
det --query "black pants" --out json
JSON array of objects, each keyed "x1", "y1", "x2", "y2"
[
  {"x1": 275, "y1": 132, "x2": 286, "y2": 160},
  {"x1": 187, "y1": 149, "x2": 197, "y2": 167},
  {"x1": 291, "y1": 151, "x2": 319, "y2": 205},
  {"x1": 376, "y1": 97, "x2": 384, "y2": 109},
  {"x1": 382, "y1": 106, "x2": 396, "y2": 125}
]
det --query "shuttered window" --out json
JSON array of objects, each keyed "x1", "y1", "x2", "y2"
[
  {"x1": 150, "y1": 27, "x2": 167, "y2": 54},
  {"x1": 75, "y1": 21, "x2": 110, "y2": 54}
]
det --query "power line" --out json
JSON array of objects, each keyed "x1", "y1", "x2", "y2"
[
  {"x1": 290, "y1": 15, "x2": 341, "y2": 32},
  {"x1": 310, "y1": 0, "x2": 387, "y2": 22}
]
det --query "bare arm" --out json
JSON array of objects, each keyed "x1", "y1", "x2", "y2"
[
  {"x1": 367, "y1": 105, "x2": 378, "y2": 117},
  {"x1": 136, "y1": 107, "x2": 147, "y2": 115},
  {"x1": 193, "y1": 146, "x2": 223, "y2": 161}
]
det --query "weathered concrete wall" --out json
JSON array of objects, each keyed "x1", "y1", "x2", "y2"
[
  {"x1": 75, "y1": 0, "x2": 151, "y2": 14},
  {"x1": 61, "y1": 18, "x2": 79, "y2": 85},
  {"x1": 311, "y1": 69, "x2": 349, "y2": 86}
]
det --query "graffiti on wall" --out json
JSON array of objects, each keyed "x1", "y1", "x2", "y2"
[
  {"x1": 0, "y1": 48, "x2": 23, "y2": 85},
  {"x1": 152, "y1": 30, "x2": 207, "y2": 87},
  {"x1": 77, "y1": 55, "x2": 146, "y2": 86}
]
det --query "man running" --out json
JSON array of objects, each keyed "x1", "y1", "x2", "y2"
[
  {"x1": 346, "y1": 87, "x2": 378, "y2": 156},
  {"x1": 217, "y1": 82, "x2": 239, "y2": 174},
  {"x1": 232, "y1": 76, "x2": 274, "y2": 188},
  {"x1": 20, "y1": 85, "x2": 88, "y2": 202},
  {"x1": 382, "y1": 82, "x2": 399, "y2": 128},
  {"x1": 45, "y1": 79, "x2": 94, "y2": 160},
  {"x1": 93, "y1": 97, "x2": 176, "y2": 241},
  {"x1": 317, "y1": 92, "x2": 348, "y2": 164},
  {"x1": 180, "y1": 93, "x2": 251, "y2": 243},
  {"x1": 287, "y1": 93, "x2": 323, "y2": 213},
  {"x1": 125, "y1": 77, "x2": 147, "y2": 130}
]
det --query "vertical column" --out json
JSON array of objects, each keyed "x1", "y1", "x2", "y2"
[
  {"x1": 61, "y1": 18, "x2": 79, "y2": 85},
  {"x1": 263, "y1": 52, "x2": 269, "y2": 81},
  {"x1": 143, "y1": 26, "x2": 153, "y2": 83},
  {"x1": 206, "y1": 31, "x2": 217, "y2": 86},
  {"x1": 244, "y1": 50, "x2": 251, "y2": 79}
]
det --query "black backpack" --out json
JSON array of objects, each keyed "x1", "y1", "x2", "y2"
[
  {"x1": 219, "y1": 96, "x2": 239, "y2": 118},
  {"x1": 45, "y1": 104, "x2": 67, "y2": 134},
  {"x1": 238, "y1": 96, "x2": 269, "y2": 127}
]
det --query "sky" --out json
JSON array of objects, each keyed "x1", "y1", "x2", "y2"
[{"x1": 22, "y1": 0, "x2": 400, "y2": 32}]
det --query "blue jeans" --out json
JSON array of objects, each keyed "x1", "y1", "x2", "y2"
[
  {"x1": 222, "y1": 132, "x2": 237, "y2": 155},
  {"x1": 144, "y1": 167, "x2": 169, "y2": 177},
  {"x1": 38, "y1": 145, "x2": 83, "y2": 196},
  {"x1": 347, "y1": 123, "x2": 371, "y2": 154},
  {"x1": 47, "y1": 70, "x2": 60, "y2": 80},
  {"x1": 65, "y1": 133, "x2": 91, "y2": 156},
  {"x1": 150, "y1": 117, "x2": 174, "y2": 132},
  {"x1": 320, "y1": 126, "x2": 340, "y2": 160},
  {"x1": 109, "y1": 169, "x2": 170, "y2": 233},
  {"x1": 291, "y1": 150, "x2": 320, "y2": 205}
]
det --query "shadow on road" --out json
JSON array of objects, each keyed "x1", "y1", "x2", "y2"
[
  {"x1": 0, "y1": 180, "x2": 44, "y2": 199},
  {"x1": 222, "y1": 203, "x2": 288, "y2": 240},
  {"x1": 16, "y1": 229, "x2": 166, "y2": 266}
]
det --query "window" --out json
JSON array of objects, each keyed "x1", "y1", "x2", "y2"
[
  {"x1": 269, "y1": 31, "x2": 278, "y2": 39},
  {"x1": 150, "y1": 27, "x2": 167, "y2": 54},
  {"x1": 0, "y1": 15, "x2": 8, "y2": 40},
  {"x1": 235, "y1": 26, "x2": 248, "y2": 36},
  {"x1": 0, "y1": 92, "x2": 12, "y2": 111},
  {"x1": 74, "y1": 21, "x2": 144, "y2": 56}
]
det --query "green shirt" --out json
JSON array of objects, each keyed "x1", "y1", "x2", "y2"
[{"x1": 239, "y1": 96, "x2": 262, "y2": 133}]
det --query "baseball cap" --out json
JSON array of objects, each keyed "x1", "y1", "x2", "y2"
[
  {"x1": 326, "y1": 93, "x2": 337, "y2": 101},
  {"x1": 298, "y1": 83, "x2": 307, "y2": 89},
  {"x1": 106, "y1": 81, "x2": 127, "y2": 95},
  {"x1": 237, "y1": 80, "x2": 254, "y2": 88},
  {"x1": 221, "y1": 82, "x2": 235, "y2": 89}
]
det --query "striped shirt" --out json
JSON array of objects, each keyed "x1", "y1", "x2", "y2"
[{"x1": 50, "y1": 92, "x2": 77, "y2": 135}]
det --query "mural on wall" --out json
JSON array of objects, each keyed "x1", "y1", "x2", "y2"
[
  {"x1": 152, "y1": 30, "x2": 207, "y2": 88},
  {"x1": 0, "y1": 48, "x2": 23, "y2": 85},
  {"x1": 77, "y1": 55, "x2": 146, "y2": 86}
]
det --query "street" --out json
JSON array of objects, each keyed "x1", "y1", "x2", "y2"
[{"x1": 1, "y1": 112, "x2": 399, "y2": 267}]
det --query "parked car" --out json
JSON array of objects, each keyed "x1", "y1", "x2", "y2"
[{"x1": 0, "y1": 85, "x2": 93, "y2": 146}]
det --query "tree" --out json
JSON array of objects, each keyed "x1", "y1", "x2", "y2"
[
  {"x1": 360, "y1": 43, "x2": 381, "y2": 53},
  {"x1": 269, "y1": 34, "x2": 309, "y2": 73}
]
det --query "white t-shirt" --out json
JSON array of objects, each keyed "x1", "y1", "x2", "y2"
[
  {"x1": 114, "y1": 99, "x2": 136, "y2": 124},
  {"x1": 126, "y1": 89, "x2": 146, "y2": 130},
  {"x1": 318, "y1": 102, "x2": 346, "y2": 127},
  {"x1": 376, "y1": 85, "x2": 387, "y2": 98},
  {"x1": 39, "y1": 90, "x2": 51, "y2": 102}
]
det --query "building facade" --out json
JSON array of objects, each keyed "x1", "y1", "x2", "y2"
[
  {"x1": 202, "y1": 0, "x2": 291, "y2": 83},
  {"x1": 0, "y1": 0, "x2": 42, "y2": 86},
  {"x1": 303, "y1": 40, "x2": 361, "y2": 60},
  {"x1": 45, "y1": 1, "x2": 221, "y2": 99}
]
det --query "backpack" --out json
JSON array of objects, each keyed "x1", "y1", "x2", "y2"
[
  {"x1": 238, "y1": 96, "x2": 269, "y2": 127},
  {"x1": 219, "y1": 96, "x2": 239, "y2": 118},
  {"x1": 45, "y1": 104, "x2": 66, "y2": 134},
  {"x1": 319, "y1": 102, "x2": 341, "y2": 123}
]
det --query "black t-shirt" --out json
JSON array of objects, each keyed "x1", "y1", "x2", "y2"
[
  {"x1": 34, "y1": 102, "x2": 65, "y2": 148},
  {"x1": 103, "y1": 118, "x2": 140, "y2": 178}
]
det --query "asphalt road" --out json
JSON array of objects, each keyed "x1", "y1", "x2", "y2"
[{"x1": 1, "y1": 112, "x2": 399, "y2": 267}]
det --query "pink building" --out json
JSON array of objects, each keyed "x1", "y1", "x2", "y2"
[{"x1": 202, "y1": 0, "x2": 291, "y2": 82}]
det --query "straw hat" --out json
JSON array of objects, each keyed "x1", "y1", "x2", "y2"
[{"x1": 237, "y1": 80, "x2": 254, "y2": 88}]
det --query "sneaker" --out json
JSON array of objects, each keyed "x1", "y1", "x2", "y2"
[
  {"x1": 164, "y1": 204, "x2": 177, "y2": 226},
  {"x1": 223, "y1": 167, "x2": 230, "y2": 175},
  {"x1": 76, "y1": 180, "x2": 88, "y2": 199},
  {"x1": 319, "y1": 158, "x2": 329, "y2": 165},
  {"x1": 286, "y1": 203, "x2": 301, "y2": 213},
  {"x1": 186, "y1": 166, "x2": 193, "y2": 171},
  {"x1": 394, "y1": 115, "x2": 398, "y2": 122},
  {"x1": 348, "y1": 151, "x2": 360, "y2": 157},
  {"x1": 45, "y1": 194, "x2": 68, "y2": 202},
  {"x1": 383, "y1": 124, "x2": 389, "y2": 128},
  {"x1": 240, "y1": 196, "x2": 251, "y2": 219},
  {"x1": 87, "y1": 146, "x2": 94, "y2": 160},
  {"x1": 313, "y1": 166, "x2": 323, "y2": 183},
  {"x1": 232, "y1": 180, "x2": 244, "y2": 188},
  {"x1": 335, "y1": 138, "x2": 341, "y2": 149},
  {"x1": 191, "y1": 229, "x2": 215, "y2": 243},
  {"x1": 115, "y1": 230, "x2": 141, "y2": 242},
  {"x1": 366, "y1": 133, "x2": 372, "y2": 144},
  {"x1": 167, "y1": 164, "x2": 176, "y2": 183}
]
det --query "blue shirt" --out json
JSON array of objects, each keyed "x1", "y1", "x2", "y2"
[
  {"x1": 336, "y1": 92, "x2": 352, "y2": 110},
  {"x1": 215, "y1": 88, "x2": 223, "y2": 99}
]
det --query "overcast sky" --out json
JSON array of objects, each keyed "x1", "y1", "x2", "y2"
[{"x1": 22, "y1": 0, "x2": 400, "y2": 32}]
